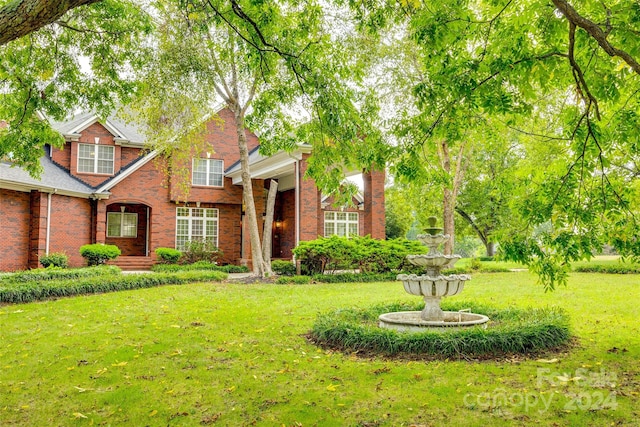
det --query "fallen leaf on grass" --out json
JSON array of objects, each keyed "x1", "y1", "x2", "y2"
[
  {"x1": 73, "y1": 412, "x2": 88, "y2": 419},
  {"x1": 536, "y1": 358, "x2": 559, "y2": 363},
  {"x1": 111, "y1": 361, "x2": 128, "y2": 367},
  {"x1": 149, "y1": 410, "x2": 158, "y2": 417},
  {"x1": 326, "y1": 384, "x2": 339, "y2": 391}
]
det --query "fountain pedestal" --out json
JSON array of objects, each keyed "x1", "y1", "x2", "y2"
[{"x1": 379, "y1": 217, "x2": 489, "y2": 332}]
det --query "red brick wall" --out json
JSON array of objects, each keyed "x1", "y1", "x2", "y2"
[
  {"x1": 277, "y1": 189, "x2": 296, "y2": 259},
  {"x1": 103, "y1": 155, "x2": 252, "y2": 264},
  {"x1": 298, "y1": 155, "x2": 321, "y2": 241},
  {"x1": 48, "y1": 194, "x2": 93, "y2": 267},
  {"x1": 51, "y1": 122, "x2": 122, "y2": 187},
  {"x1": 120, "y1": 147, "x2": 143, "y2": 166},
  {"x1": 0, "y1": 189, "x2": 30, "y2": 271},
  {"x1": 362, "y1": 170, "x2": 386, "y2": 239},
  {"x1": 170, "y1": 109, "x2": 259, "y2": 203},
  {"x1": 51, "y1": 141, "x2": 72, "y2": 170}
]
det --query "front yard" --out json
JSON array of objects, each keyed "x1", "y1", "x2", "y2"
[{"x1": 1, "y1": 271, "x2": 638, "y2": 426}]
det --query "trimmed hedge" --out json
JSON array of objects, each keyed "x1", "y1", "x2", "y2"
[
  {"x1": 310, "y1": 301, "x2": 571, "y2": 358},
  {"x1": 0, "y1": 265, "x2": 121, "y2": 284},
  {"x1": 151, "y1": 262, "x2": 250, "y2": 273},
  {"x1": 272, "y1": 260, "x2": 296, "y2": 276},
  {"x1": 573, "y1": 264, "x2": 640, "y2": 274},
  {"x1": 0, "y1": 270, "x2": 227, "y2": 304}
]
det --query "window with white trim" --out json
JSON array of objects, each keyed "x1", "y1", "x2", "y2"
[
  {"x1": 77, "y1": 143, "x2": 114, "y2": 174},
  {"x1": 176, "y1": 207, "x2": 219, "y2": 250},
  {"x1": 107, "y1": 212, "x2": 138, "y2": 238},
  {"x1": 192, "y1": 158, "x2": 224, "y2": 187},
  {"x1": 324, "y1": 211, "x2": 359, "y2": 238}
]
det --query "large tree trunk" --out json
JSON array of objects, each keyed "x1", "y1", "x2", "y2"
[
  {"x1": 0, "y1": 0, "x2": 99, "y2": 46},
  {"x1": 232, "y1": 105, "x2": 269, "y2": 277},
  {"x1": 261, "y1": 179, "x2": 278, "y2": 268}
]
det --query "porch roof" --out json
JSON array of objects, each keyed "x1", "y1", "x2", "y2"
[
  {"x1": 225, "y1": 144, "x2": 312, "y2": 191},
  {"x1": 0, "y1": 146, "x2": 103, "y2": 198}
]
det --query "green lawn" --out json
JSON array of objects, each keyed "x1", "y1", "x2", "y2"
[{"x1": 1, "y1": 272, "x2": 639, "y2": 426}]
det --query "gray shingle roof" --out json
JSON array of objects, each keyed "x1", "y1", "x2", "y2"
[
  {"x1": 49, "y1": 112, "x2": 146, "y2": 144},
  {"x1": 0, "y1": 147, "x2": 97, "y2": 196}
]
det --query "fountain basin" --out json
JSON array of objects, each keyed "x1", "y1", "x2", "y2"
[
  {"x1": 397, "y1": 273, "x2": 470, "y2": 297},
  {"x1": 379, "y1": 311, "x2": 489, "y2": 332}
]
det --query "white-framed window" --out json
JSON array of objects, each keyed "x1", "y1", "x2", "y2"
[
  {"x1": 77, "y1": 143, "x2": 114, "y2": 174},
  {"x1": 324, "y1": 211, "x2": 359, "y2": 238},
  {"x1": 107, "y1": 212, "x2": 138, "y2": 238},
  {"x1": 176, "y1": 207, "x2": 219, "y2": 250},
  {"x1": 192, "y1": 158, "x2": 224, "y2": 187}
]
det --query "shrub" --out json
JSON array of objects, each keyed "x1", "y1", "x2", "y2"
[
  {"x1": 79, "y1": 244, "x2": 121, "y2": 266},
  {"x1": 0, "y1": 270, "x2": 227, "y2": 304},
  {"x1": 39, "y1": 252, "x2": 69, "y2": 269},
  {"x1": 276, "y1": 275, "x2": 311, "y2": 285},
  {"x1": 271, "y1": 260, "x2": 296, "y2": 276},
  {"x1": 310, "y1": 301, "x2": 571, "y2": 358},
  {"x1": 469, "y1": 257, "x2": 483, "y2": 271},
  {"x1": 155, "y1": 247, "x2": 182, "y2": 264},
  {"x1": 181, "y1": 240, "x2": 222, "y2": 264},
  {"x1": 293, "y1": 236, "x2": 428, "y2": 275}
]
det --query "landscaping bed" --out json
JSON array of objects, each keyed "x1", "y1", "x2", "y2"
[{"x1": 310, "y1": 301, "x2": 572, "y2": 359}]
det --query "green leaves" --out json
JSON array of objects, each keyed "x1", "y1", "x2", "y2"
[{"x1": 0, "y1": 0, "x2": 153, "y2": 176}]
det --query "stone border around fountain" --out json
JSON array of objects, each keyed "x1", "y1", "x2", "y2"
[{"x1": 379, "y1": 310, "x2": 489, "y2": 332}]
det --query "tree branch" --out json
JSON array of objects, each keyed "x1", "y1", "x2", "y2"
[
  {"x1": 553, "y1": 0, "x2": 640, "y2": 75},
  {"x1": 0, "y1": 0, "x2": 100, "y2": 46}
]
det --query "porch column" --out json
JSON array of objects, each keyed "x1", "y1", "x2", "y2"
[
  {"x1": 28, "y1": 191, "x2": 48, "y2": 268},
  {"x1": 362, "y1": 169, "x2": 385, "y2": 239},
  {"x1": 95, "y1": 200, "x2": 107, "y2": 243},
  {"x1": 298, "y1": 154, "x2": 322, "y2": 241}
]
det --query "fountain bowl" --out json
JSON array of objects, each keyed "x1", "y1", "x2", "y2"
[
  {"x1": 406, "y1": 254, "x2": 461, "y2": 270},
  {"x1": 417, "y1": 233, "x2": 449, "y2": 247},
  {"x1": 397, "y1": 273, "x2": 470, "y2": 297}
]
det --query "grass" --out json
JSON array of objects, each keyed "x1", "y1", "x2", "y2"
[{"x1": 1, "y1": 271, "x2": 639, "y2": 426}]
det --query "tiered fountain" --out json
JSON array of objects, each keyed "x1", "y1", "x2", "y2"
[{"x1": 379, "y1": 216, "x2": 489, "y2": 332}]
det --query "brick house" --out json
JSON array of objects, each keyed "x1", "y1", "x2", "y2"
[{"x1": 0, "y1": 109, "x2": 385, "y2": 271}]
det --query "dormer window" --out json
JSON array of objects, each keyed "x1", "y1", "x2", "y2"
[
  {"x1": 78, "y1": 143, "x2": 114, "y2": 174},
  {"x1": 192, "y1": 158, "x2": 224, "y2": 187}
]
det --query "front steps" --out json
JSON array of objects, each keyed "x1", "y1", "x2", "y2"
[{"x1": 109, "y1": 256, "x2": 155, "y2": 271}]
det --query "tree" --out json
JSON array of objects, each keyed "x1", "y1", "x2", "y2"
[
  {"x1": 134, "y1": 0, "x2": 384, "y2": 277},
  {"x1": 353, "y1": 0, "x2": 640, "y2": 288},
  {"x1": 0, "y1": 0, "x2": 152, "y2": 176},
  {"x1": 385, "y1": 185, "x2": 414, "y2": 239},
  {"x1": 0, "y1": 0, "x2": 100, "y2": 46}
]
